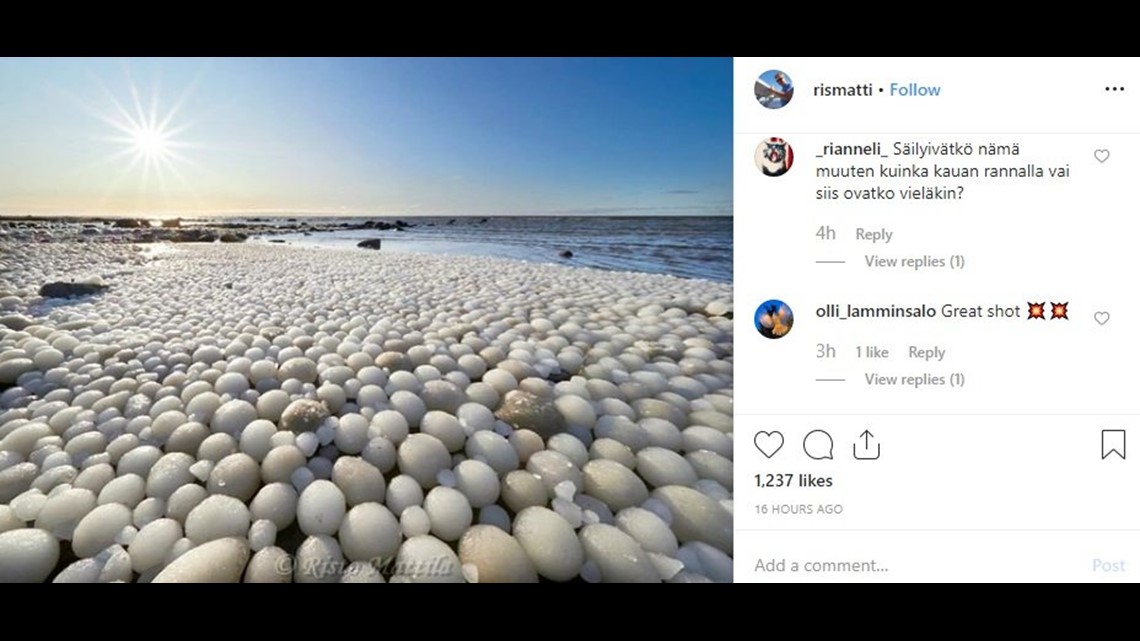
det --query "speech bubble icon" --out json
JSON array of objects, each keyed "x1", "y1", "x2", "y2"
[{"x1": 803, "y1": 430, "x2": 834, "y2": 460}]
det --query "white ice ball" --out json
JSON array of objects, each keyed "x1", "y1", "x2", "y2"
[
  {"x1": 464, "y1": 431, "x2": 519, "y2": 475},
  {"x1": 331, "y1": 456, "x2": 385, "y2": 506},
  {"x1": 296, "y1": 479, "x2": 346, "y2": 536},
  {"x1": 391, "y1": 535, "x2": 463, "y2": 583},
  {"x1": 165, "y1": 484, "x2": 207, "y2": 523},
  {"x1": 239, "y1": 419, "x2": 278, "y2": 462},
  {"x1": 97, "y1": 473, "x2": 145, "y2": 509},
  {"x1": 71, "y1": 503, "x2": 133, "y2": 558},
  {"x1": 650, "y1": 485, "x2": 732, "y2": 555},
  {"x1": 243, "y1": 546, "x2": 290, "y2": 583},
  {"x1": 512, "y1": 506, "x2": 584, "y2": 582},
  {"x1": 249, "y1": 519, "x2": 277, "y2": 552},
  {"x1": 422, "y1": 486, "x2": 472, "y2": 542},
  {"x1": 249, "y1": 482, "x2": 298, "y2": 531},
  {"x1": 334, "y1": 413, "x2": 369, "y2": 454},
  {"x1": 129, "y1": 518, "x2": 183, "y2": 573},
  {"x1": 453, "y1": 459, "x2": 500, "y2": 508},
  {"x1": 397, "y1": 433, "x2": 450, "y2": 489},
  {"x1": 370, "y1": 410, "x2": 409, "y2": 444},
  {"x1": 582, "y1": 459, "x2": 649, "y2": 511},
  {"x1": 338, "y1": 502, "x2": 401, "y2": 562},
  {"x1": 614, "y1": 507, "x2": 678, "y2": 556},
  {"x1": 207, "y1": 453, "x2": 261, "y2": 502},
  {"x1": 184, "y1": 494, "x2": 251, "y2": 544},
  {"x1": 578, "y1": 523, "x2": 660, "y2": 583},
  {"x1": 400, "y1": 505, "x2": 432, "y2": 538},
  {"x1": 35, "y1": 487, "x2": 96, "y2": 540},
  {"x1": 294, "y1": 534, "x2": 343, "y2": 584},
  {"x1": 277, "y1": 357, "x2": 318, "y2": 384},
  {"x1": 420, "y1": 411, "x2": 465, "y2": 452},
  {"x1": 214, "y1": 372, "x2": 250, "y2": 398},
  {"x1": 153, "y1": 537, "x2": 250, "y2": 583},
  {"x1": 145, "y1": 452, "x2": 196, "y2": 500},
  {"x1": 0, "y1": 528, "x2": 60, "y2": 582},
  {"x1": 458, "y1": 524, "x2": 537, "y2": 583}
]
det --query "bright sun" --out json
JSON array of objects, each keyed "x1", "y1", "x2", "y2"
[
  {"x1": 132, "y1": 125, "x2": 169, "y2": 158},
  {"x1": 92, "y1": 73, "x2": 199, "y2": 203}
]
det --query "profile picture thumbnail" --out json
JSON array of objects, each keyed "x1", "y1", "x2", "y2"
[
  {"x1": 755, "y1": 137, "x2": 794, "y2": 177},
  {"x1": 756, "y1": 300, "x2": 794, "y2": 340},
  {"x1": 754, "y1": 69, "x2": 794, "y2": 109}
]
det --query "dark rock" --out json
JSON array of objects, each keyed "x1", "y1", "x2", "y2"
[
  {"x1": 80, "y1": 227, "x2": 99, "y2": 235},
  {"x1": 395, "y1": 227, "x2": 406, "y2": 232},
  {"x1": 169, "y1": 228, "x2": 216, "y2": 243},
  {"x1": 113, "y1": 218, "x2": 146, "y2": 228},
  {"x1": 357, "y1": 238, "x2": 382, "y2": 250},
  {"x1": 224, "y1": 283, "x2": 234, "y2": 289},
  {"x1": 394, "y1": 219, "x2": 412, "y2": 228},
  {"x1": 219, "y1": 233, "x2": 247, "y2": 243},
  {"x1": 39, "y1": 282, "x2": 109, "y2": 299},
  {"x1": 495, "y1": 390, "x2": 566, "y2": 439},
  {"x1": 558, "y1": 250, "x2": 573, "y2": 259},
  {"x1": 269, "y1": 239, "x2": 286, "y2": 244},
  {"x1": 161, "y1": 218, "x2": 181, "y2": 228},
  {"x1": 447, "y1": 219, "x2": 456, "y2": 225},
  {"x1": 546, "y1": 370, "x2": 573, "y2": 383},
  {"x1": 478, "y1": 218, "x2": 489, "y2": 224}
]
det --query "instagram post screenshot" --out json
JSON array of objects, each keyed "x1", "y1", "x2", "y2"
[
  {"x1": 3, "y1": 55, "x2": 1133, "y2": 584},
  {"x1": 0, "y1": 58, "x2": 733, "y2": 583},
  {"x1": 738, "y1": 56, "x2": 1138, "y2": 582}
]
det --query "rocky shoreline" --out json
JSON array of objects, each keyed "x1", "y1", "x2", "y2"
[{"x1": 0, "y1": 216, "x2": 419, "y2": 245}]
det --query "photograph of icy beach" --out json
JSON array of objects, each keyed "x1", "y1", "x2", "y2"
[{"x1": 0, "y1": 58, "x2": 732, "y2": 583}]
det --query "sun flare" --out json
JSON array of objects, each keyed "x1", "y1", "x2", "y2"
[
  {"x1": 87, "y1": 72, "x2": 202, "y2": 207},
  {"x1": 130, "y1": 123, "x2": 169, "y2": 159},
  {"x1": 131, "y1": 124, "x2": 169, "y2": 158}
]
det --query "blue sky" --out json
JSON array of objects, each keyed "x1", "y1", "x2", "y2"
[{"x1": 0, "y1": 58, "x2": 731, "y2": 217}]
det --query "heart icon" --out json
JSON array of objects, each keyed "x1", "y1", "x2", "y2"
[
  {"x1": 1095, "y1": 311, "x2": 1110, "y2": 325},
  {"x1": 1095, "y1": 149, "x2": 1110, "y2": 163},
  {"x1": 754, "y1": 431, "x2": 784, "y2": 458}
]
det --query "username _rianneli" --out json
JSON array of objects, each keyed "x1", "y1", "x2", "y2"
[{"x1": 817, "y1": 141, "x2": 1021, "y2": 158}]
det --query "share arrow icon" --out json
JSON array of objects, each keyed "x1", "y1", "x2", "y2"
[{"x1": 853, "y1": 429, "x2": 881, "y2": 460}]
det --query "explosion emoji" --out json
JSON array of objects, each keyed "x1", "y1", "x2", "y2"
[
  {"x1": 1050, "y1": 302, "x2": 1069, "y2": 320},
  {"x1": 1027, "y1": 302, "x2": 1046, "y2": 319}
]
